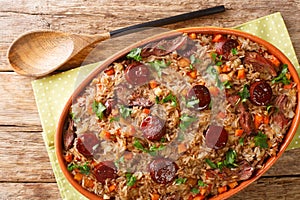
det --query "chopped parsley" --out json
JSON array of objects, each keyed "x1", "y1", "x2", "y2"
[
  {"x1": 126, "y1": 48, "x2": 142, "y2": 61},
  {"x1": 155, "y1": 96, "x2": 160, "y2": 104},
  {"x1": 205, "y1": 158, "x2": 217, "y2": 169},
  {"x1": 109, "y1": 116, "x2": 120, "y2": 122},
  {"x1": 239, "y1": 137, "x2": 245, "y2": 145},
  {"x1": 189, "y1": 54, "x2": 201, "y2": 70},
  {"x1": 186, "y1": 98, "x2": 200, "y2": 108},
  {"x1": 92, "y1": 100, "x2": 106, "y2": 120},
  {"x1": 254, "y1": 132, "x2": 269, "y2": 149},
  {"x1": 161, "y1": 93, "x2": 177, "y2": 107},
  {"x1": 238, "y1": 85, "x2": 250, "y2": 102},
  {"x1": 198, "y1": 180, "x2": 207, "y2": 187},
  {"x1": 149, "y1": 59, "x2": 170, "y2": 77},
  {"x1": 175, "y1": 177, "x2": 187, "y2": 185},
  {"x1": 179, "y1": 114, "x2": 198, "y2": 130},
  {"x1": 231, "y1": 48, "x2": 238, "y2": 55},
  {"x1": 119, "y1": 105, "x2": 132, "y2": 119},
  {"x1": 206, "y1": 65, "x2": 224, "y2": 89},
  {"x1": 205, "y1": 149, "x2": 238, "y2": 170},
  {"x1": 114, "y1": 156, "x2": 124, "y2": 168},
  {"x1": 125, "y1": 173, "x2": 137, "y2": 186},
  {"x1": 271, "y1": 64, "x2": 290, "y2": 85},
  {"x1": 223, "y1": 80, "x2": 232, "y2": 89},
  {"x1": 67, "y1": 162, "x2": 90, "y2": 175},
  {"x1": 133, "y1": 138, "x2": 165, "y2": 156},
  {"x1": 211, "y1": 52, "x2": 223, "y2": 66},
  {"x1": 191, "y1": 187, "x2": 200, "y2": 194}
]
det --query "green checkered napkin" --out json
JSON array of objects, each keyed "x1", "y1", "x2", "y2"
[{"x1": 32, "y1": 12, "x2": 300, "y2": 200}]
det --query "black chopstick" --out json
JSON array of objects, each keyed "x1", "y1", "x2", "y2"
[{"x1": 109, "y1": 5, "x2": 225, "y2": 37}]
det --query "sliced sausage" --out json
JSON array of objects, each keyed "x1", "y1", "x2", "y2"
[
  {"x1": 243, "y1": 52, "x2": 277, "y2": 76},
  {"x1": 93, "y1": 161, "x2": 118, "y2": 184},
  {"x1": 149, "y1": 158, "x2": 178, "y2": 184},
  {"x1": 140, "y1": 115, "x2": 166, "y2": 141},
  {"x1": 249, "y1": 81, "x2": 272, "y2": 106},
  {"x1": 215, "y1": 38, "x2": 239, "y2": 60},
  {"x1": 76, "y1": 133, "x2": 99, "y2": 157},
  {"x1": 125, "y1": 62, "x2": 151, "y2": 85},
  {"x1": 63, "y1": 117, "x2": 76, "y2": 150},
  {"x1": 187, "y1": 85, "x2": 211, "y2": 111},
  {"x1": 205, "y1": 125, "x2": 228, "y2": 149},
  {"x1": 239, "y1": 112, "x2": 254, "y2": 135},
  {"x1": 104, "y1": 98, "x2": 116, "y2": 117}
]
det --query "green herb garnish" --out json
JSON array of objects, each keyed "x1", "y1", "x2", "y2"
[
  {"x1": 67, "y1": 162, "x2": 90, "y2": 175},
  {"x1": 186, "y1": 98, "x2": 200, "y2": 108},
  {"x1": 179, "y1": 114, "x2": 198, "y2": 130},
  {"x1": 175, "y1": 177, "x2": 187, "y2": 185},
  {"x1": 272, "y1": 64, "x2": 290, "y2": 85},
  {"x1": 254, "y1": 132, "x2": 269, "y2": 149},
  {"x1": 191, "y1": 188, "x2": 200, "y2": 194},
  {"x1": 119, "y1": 105, "x2": 132, "y2": 119},
  {"x1": 223, "y1": 149, "x2": 238, "y2": 168},
  {"x1": 223, "y1": 80, "x2": 232, "y2": 89},
  {"x1": 110, "y1": 116, "x2": 120, "y2": 122},
  {"x1": 155, "y1": 96, "x2": 160, "y2": 104},
  {"x1": 205, "y1": 158, "x2": 217, "y2": 169},
  {"x1": 211, "y1": 52, "x2": 217, "y2": 61},
  {"x1": 125, "y1": 173, "x2": 137, "y2": 186},
  {"x1": 238, "y1": 85, "x2": 250, "y2": 102},
  {"x1": 126, "y1": 48, "x2": 142, "y2": 61},
  {"x1": 92, "y1": 100, "x2": 106, "y2": 120},
  {"x1": 161, "y1": 93, "x2": 177, "y2": 107},
  {"x1": 239, "y1": 137, "x2": 245, "y2": 145},
  {"x1": 149, "y1": 59, "x2": 169, "y2": 77},
  {"x1": 133, "y1": 138, "x2": 164, "y2": 156},
  {"x1": 231, "y1": 48, "x2": 238, "y2": 55},
  {"x1": 198, "y1": 180, "x2": 207, "y2": 187}
]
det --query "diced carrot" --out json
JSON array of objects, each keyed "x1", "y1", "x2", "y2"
[
  {"x1": 217, "y1": 111, "x2": 226, "y2": 119},
  {"x1": 286, "y1": 72, "x2": 291, "y2": 80},
  {"x1": 178, "y1": 57, "x2": 191, "y2": 68},
  {"x1": 64, "y1": 153, "x2": 73, "y2": 163},
  {"x1": 235, "y1": 129, "x2": 244, "y2": 137},
  {"x1": 212, "y1": 34, "x2": 223, "y2": 43},
  {"x1": 124, "y1": 152, "x2": 133, "y2": 160},
  {"x1": 237, "y1": 69, "x2": 246, "y2": 79},
  {"x1": 200, "y1": 187, "x2": 207, "y2": 196},
  {"x1": 178, "y1": 143, "x2": 187, "y2": 154},
  {"x1": 74, "y1": 173, "x2": 83, "y2": 182},
  {"x1": 104, "y1": 67, "x2": 115, "y2": 76},
  {"x1": 142, "y1": 108, "x2": 151, "y2": 115},
  {"x1": 187, "y1": 70, "x2": 197, "y2": 79},
  {"x1": 189, "y1": 33, "x2": 197, "y2": 39},
  {"x1": 150, "y1": 193, "x2": 160, "y2": 200},
  {"x1": 267, "y1": 140, "x2": 272, "y2": 148},
  {"x1": 254, "y1": 114, "x2": 264, "y2": 129},
  {"x1": 209, "y1": 86, "x2": 219, "y2": 97},
  {"x1": 193, "y1": 194, "x2": 205, "y2": 200},
  {"x1": 228, "y1": 181, "x2": 238, "y2": 189},
  {"x1": 263, "y1": 115, "x2": 269, "y2": 125},
  {"x1": 217, "y1": 186, "x2": 227, "y2": 194},
  {"x1": 283, "y1": 83, "x2": 293, "y2": 89},
  {"x1": 267, "y1": 55, "x2": 281, "y2": 67},
  {"x1": 149, "y1": 80, "x2": 159, "y2": 89},
  {"x1": 100, "y1": 130, "x2": 111, "y2": 140},
  {"x1": 84, "y1": 178, "x2": 94, "y2": 189},
  {"x1": 222, "y1": 65, "x2": 231, "y2": 73},
  {"x1": 109, "y1": 184, "x2": 116, "y2": 192}
]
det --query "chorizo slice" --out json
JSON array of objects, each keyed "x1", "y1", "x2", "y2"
[
  {"x1": 187, "y1": 85, "x2": 211, "y2": 111},
  {"x1": 249, "y1": 81, "x2": 272, "y2": 106},
  {"x1": 125, "y1": 62, "x2": 151, "y2": 86},
  {"x1": 140, "y1": 115, "x2": 166, "y2": 141},
  {"x1": 93, "y1": 161, "x2": 118, "y2": 184},
  {"x1": 205, "y1": 125, "x2": 228, "y2": 149},
  {"x1": 149, "y1": 158, "x2": 178, "y2": 184}
]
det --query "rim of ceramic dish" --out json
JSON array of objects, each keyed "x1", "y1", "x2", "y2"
[{"x1": 55, "y1": 27, "x2": 300, "y2": 200}]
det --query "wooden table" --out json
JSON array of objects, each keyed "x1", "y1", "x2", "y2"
[{"x1": 1, "y1": 0, "x2": 300, "y2": 199}]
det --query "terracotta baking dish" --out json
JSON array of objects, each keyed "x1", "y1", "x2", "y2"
[{"x1": 55, "y1": 27, "x2": 300, "y2": 199}]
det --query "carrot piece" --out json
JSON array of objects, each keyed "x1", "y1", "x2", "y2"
[
  {"x1": 212, "y1": 34, "x2": 223, "y2": 43},
  {"x1": 267, "y1": 55, "x2": 281, "y2": 67},
  {"x1": 235, "y1": 129, "x2": 244, "y2": 137},
  {"x1": 254, "y1": 114, "x2": 264, "y2": 129},
  {"x1": 217, "y1": 186, "x2": 227, "y2": 194},
  {"x1": 178, "y1": 57, "x2": 191, "y2": 68},
  {"x1": 286, "y1": 72, "x2": 291, "y2": 80},
  {"x1": 124, "y1": 152, "x2": 133, "y2": 160},
  {"x1": 84, "y1": 178, "x2": 94, "y2": 189},
  {"x1": 189, "y1": 33, "x2": 197, "y2": 39},
  {"x1": 263, "y1": 115, "x2": 269, "y2": 125},
  {"x1": 151, "y1": 193, "x2": 160, "y2": 200},
  {"x1": 104, "y1": 68, "x2": 115, "y2": 76},
  {"x1": 217, "y1": 111, "x2": 226, "y2": 119},
  {"x1": 200, "y1": 187, "x2": 207, "y2": 196},
  {"x1": 187, "y1": 70, "x2": 197, "y2": 79},
  {"x1": 74, "y1": 173, "x2": 83, "y2": 182},
  {"x1": 222, "y1": 65, "x2": 231, "y2": 73},
  {"x1": 142, "y1": 108, "x2": 151, "y2": 115},
  {"x1": 178, "y1": 143, "x2": 187, "y2": 154},
  {"x1": 100, "y1": 130, "x2": 111, "y2": 140},
  {"x1": 193, "y1": 194, "x2": 205, "y2": 200},
  {"x1": 237, "y1": 69, "x2": 246, "y2": 79},
  {"x1": 208, "y1": 86, "x2": 219, "y2": 97},
  {"x1": 228, "y1": 181, "x2": 238, "y2": 189},
  {"x1": 149, "y1": 80, "x2": 159, "y2": 89},
  {"x1": 109, "y1": 184, "x2": 116, "y2": 192},
  {"x1": 64, "y1": 153, "x2": 73, "y2": 163},
  {"x1": 283, "y1": 83, "x2": 293, "y2": 89}
]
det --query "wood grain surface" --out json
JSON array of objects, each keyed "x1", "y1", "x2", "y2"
[{"x1": 0, "y1": 0, "x2": 299, "y2": 199}]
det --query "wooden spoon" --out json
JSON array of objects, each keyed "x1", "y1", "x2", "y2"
[{"x1": 7, "y1": 5, "x2": 225, "y2": 77}]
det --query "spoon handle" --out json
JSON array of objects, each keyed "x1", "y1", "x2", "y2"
[{"x1": 109, "y1": 5, "x2": 225, "y2": 37}]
